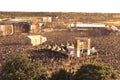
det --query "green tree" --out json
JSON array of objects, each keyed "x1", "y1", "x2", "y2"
[
  {"x1": 73, "y1": 63, "x2": 119, "y2": 80},
  {"x1": 49, "y1": 68, "x2": 72, "y2": 80},
  {"x1": 0, "y1": 53, "x2": 46, "y2": 80}
]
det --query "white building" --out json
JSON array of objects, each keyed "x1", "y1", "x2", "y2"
[{"x1": 42, "y1": 17, "x2": 52, "y2": 22}]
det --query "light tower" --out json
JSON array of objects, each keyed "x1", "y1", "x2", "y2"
[{"x1": 76, "y1": 37, "x2": 91, "y2": 57}]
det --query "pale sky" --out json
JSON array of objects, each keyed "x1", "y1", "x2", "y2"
[{"x1": 0, "y1": 0, "x2": 120, "y2": 13}]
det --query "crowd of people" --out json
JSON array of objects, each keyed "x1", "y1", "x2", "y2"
[
  {"x1": 0, "y1": 31, "x2": 120, "y2": 76},
  {"x1": 91, "y1": 34, "x2": 120, "y2": 73}
]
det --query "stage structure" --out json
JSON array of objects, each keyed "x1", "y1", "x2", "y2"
[{"x1": 27, "y1": 35, "x2": 47, "y2": 46}]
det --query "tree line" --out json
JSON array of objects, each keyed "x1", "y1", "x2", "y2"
[{"x1": 0, "y1": 11, "x2": 120, "y2": 22}]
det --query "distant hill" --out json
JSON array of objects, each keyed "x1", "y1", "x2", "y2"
[{"x1": 0, "y1": 11, "x2": 120, "y2": 23}]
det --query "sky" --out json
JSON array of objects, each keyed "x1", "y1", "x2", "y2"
[{"x1": 0, "y1": 0, "x2": 120, "y2": 13}]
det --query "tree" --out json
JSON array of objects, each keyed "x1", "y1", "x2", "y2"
[
  {"x1": 73, "y1": 63, "x2": 119, "y2": 80},
  {"x1": 49, "y1": 68, "x2": 72, "y2": 80},
  {"x1": 0, "y1": 53, "x2": 46, "y2": 80}
]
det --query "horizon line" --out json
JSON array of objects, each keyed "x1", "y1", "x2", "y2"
[{"x1": 0, "y1": 11, "x2": 120, "y2": 14}]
